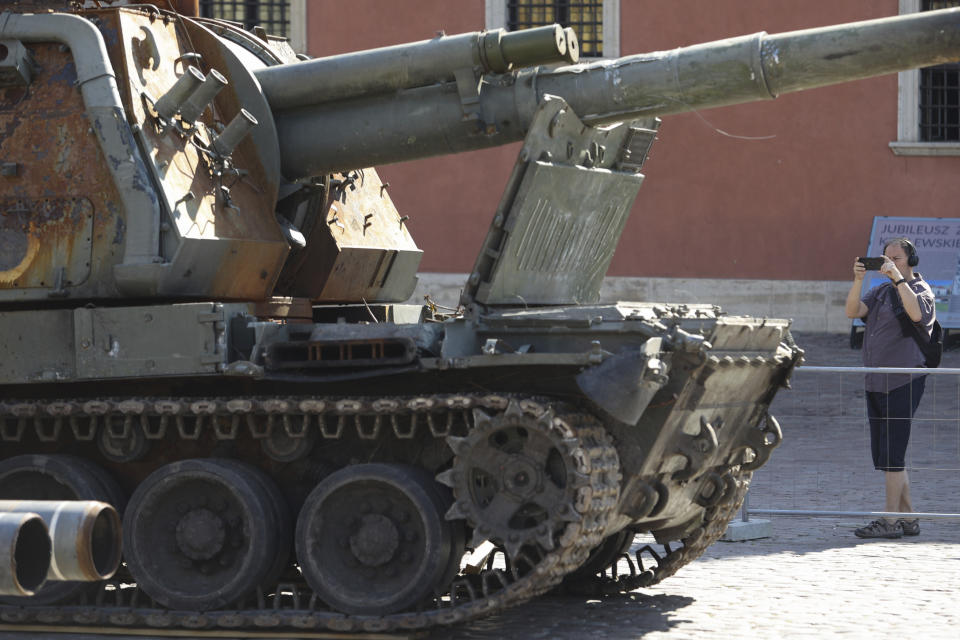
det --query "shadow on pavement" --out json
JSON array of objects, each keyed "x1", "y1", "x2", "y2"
[{"x1": 427, "y1": 593, "x2": 695, "y2": 639}]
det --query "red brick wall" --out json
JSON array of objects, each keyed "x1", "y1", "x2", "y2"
[{"x1": 305, "y1": 1, "x2": 960, "y2": 280}]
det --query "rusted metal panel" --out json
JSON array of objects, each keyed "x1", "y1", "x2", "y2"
[
  {"x1": 178, "y1": 15, "x2": 281, "y2": 200},
  {"x1": 281, "y1": 168, "x2": 422, "y2": 302},
  {"x1": 103, "y1": 9, "x2": 288, "y2": 301},
  {"x1": 251, "y1": 297, "x2": 312, "y2": 322},
  {"x1": 0, "y1": 198, "x2": 93, "y2": 290},
  {"x1": 0, "y1": 41, "x2": 124, "y2": 301}
]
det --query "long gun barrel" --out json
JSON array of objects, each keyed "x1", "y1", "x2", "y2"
[
  {"x1": 253, "y1": 24, "x2": 578, "y2": 111},
  {"x1": 272, "y1": 8, "x2": 960, "y2": 178}
]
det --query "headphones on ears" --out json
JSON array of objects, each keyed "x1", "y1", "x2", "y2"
[
  {"x1": 906, "y1": 239, "x2": 919, "y2": 267},
  {"x1": 885, "y1": 237, "x2": 919, "y2": 267}
]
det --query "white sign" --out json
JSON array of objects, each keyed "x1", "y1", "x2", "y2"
[{"x1": 860, "y1": 216, "x2": 960, "y2": 328}]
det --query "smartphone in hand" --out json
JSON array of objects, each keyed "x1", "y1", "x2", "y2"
[{"x1": 857, "y1": 257, "x2": 885, "y2": 270}]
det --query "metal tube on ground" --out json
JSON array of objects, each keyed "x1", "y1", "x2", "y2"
[
  {"x1": 0, "y1": 501, "x2": 121, "y2": 582},
  {"x1": 0, "y1": 513, "x2": 50, "y2": 596}
]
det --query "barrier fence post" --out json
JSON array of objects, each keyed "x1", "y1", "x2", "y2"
[
  {"x1": 721, "y1": 485, "x2": 771, "y2": 541},
  {"x1": 739, "y1": 365, "x2": 960, "y2": 528}
]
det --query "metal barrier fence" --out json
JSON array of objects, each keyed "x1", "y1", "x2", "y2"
[{"x1": 743, "y1": 366, "x2": 960, "y2": 523}]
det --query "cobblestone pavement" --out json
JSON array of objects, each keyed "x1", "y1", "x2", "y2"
[{"x1": 428, "y1": 332, "x2": 960, "y2": 640}]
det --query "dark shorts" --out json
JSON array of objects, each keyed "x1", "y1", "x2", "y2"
[{"x1": 866, "y1": 375, "x2": 926, "y2": 472}]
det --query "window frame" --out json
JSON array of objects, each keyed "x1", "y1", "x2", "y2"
[
  {"x1": 197, "y1": 0, "x2": 306, "y2": 53},
  {"x1": 485, "y1": 0, "x2": 620, "y2": 59},
  {"x1": 890, "y1": 0, "x2": 960, "y2": 155},
  {"x1": 289, "y1": 0, "x2": 306, "y2": 53}
]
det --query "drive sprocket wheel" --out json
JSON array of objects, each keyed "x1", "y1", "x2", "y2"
[{"x1": 439, "y1": 399, "x2": 619, "y2": 560}]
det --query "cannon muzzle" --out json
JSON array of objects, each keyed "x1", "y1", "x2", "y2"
[{"x1": 273, "y1": 7, "x2": 960, "y2": 177}]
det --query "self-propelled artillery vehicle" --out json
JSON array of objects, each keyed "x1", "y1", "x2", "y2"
[{"x1": 0, "y1": 1, "x2": 959, "y2": 633}]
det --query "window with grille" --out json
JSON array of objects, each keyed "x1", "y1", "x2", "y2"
[
  {"x1": 507, "y1": 0, "x2": 604, "y2": 57},
  {"x1": 199, "y1": 0, "x2": 290, "y2": 38},
  {"x1": 919, "y1": 0, "x2": 960, "y2": 141},
  {"x1": 891, "y1": 0, "x2": 960, "y2": 154}
]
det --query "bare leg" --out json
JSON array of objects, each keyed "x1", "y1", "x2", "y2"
[
  {"x1": 884, "y1": 470, "x2": 912, "y2": 522},
  {"x1": 897, "y1": 470, "x2": 913, "y2": 513}
]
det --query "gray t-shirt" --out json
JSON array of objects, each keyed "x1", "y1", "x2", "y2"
[{"x1": 861, "y1": 275, "x2": 935, "y2": 392}]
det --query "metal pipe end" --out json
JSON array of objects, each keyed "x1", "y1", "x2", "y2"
[
  {"x1": 77, "y1": 502, "x2": 122, "y2": 581},
  {"x1": 0, "y1": 512, "x2": 50, "y2": 596},
  {"x1": 499, "y1": 24, "x2": 576, "y2": 69},
  {"x1": 211, "y1": 107, "x2": 259, "y2": 157},
  {"x1": 552, "y1": 24, "x2": 567, "y2": 57},
  {"x1": 0, "y1": 500, "x2": 123, "y2": 582},
  {"x1": 180, "y1": 68, "x2": 228, "y2": 125},
  {"x1": 563, "y1": 27, "x2": 580, "y2": 64},
  {"x1": 153, "y1": 65, "x2": 206, "y2": 120}
]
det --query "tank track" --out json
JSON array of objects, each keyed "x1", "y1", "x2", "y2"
[
  {"x1": 0, "y1": 393, "x2": 618, "y2": 633},
  {"x1": 559, "y1": 466, "x2": 752, "y2": 596}
]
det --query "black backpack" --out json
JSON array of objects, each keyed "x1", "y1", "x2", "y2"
[{"x1": 889, "y1": 282, "x2": 943, "y2": 368}]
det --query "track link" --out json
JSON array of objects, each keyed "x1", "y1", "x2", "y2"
[
  {"x1": 0, "y1": 393, "x2": 619, "y2": 634},
  {"x1": 558, "y1": 466, "x2": 752, "y2": 596}
]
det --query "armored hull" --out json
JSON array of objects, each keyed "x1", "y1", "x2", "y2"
[
  {"x1": 0, "y1": 301, "x2": 796, "y2": 631},
  {"x1": 0, "y1": 2, "x2": 957, "y2": 634}
]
